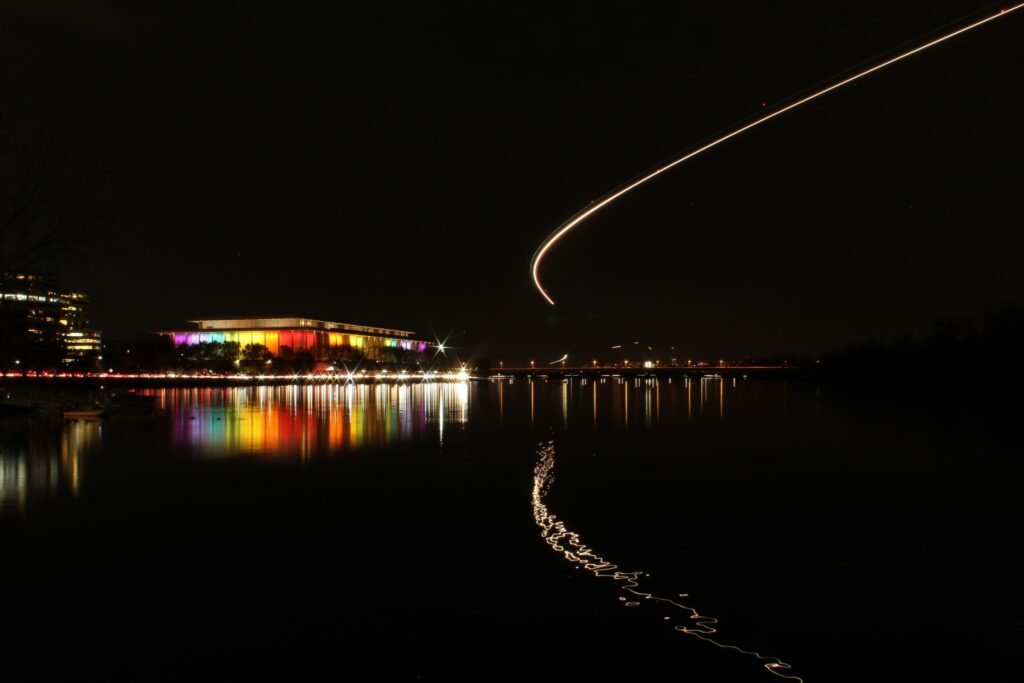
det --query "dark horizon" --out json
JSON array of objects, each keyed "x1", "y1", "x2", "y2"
[{"x1": 2, "y1": 1, "x2": 1021, "y2": 365}]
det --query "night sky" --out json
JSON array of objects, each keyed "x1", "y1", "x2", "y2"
[{"x1": 2, "y1": 1, "x2": 1021, "y2": 365}]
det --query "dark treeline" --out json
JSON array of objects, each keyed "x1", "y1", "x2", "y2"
[
  {"x1": 814, "y1": 303, "x2": 1024, "y2": 387},
  {"x1": 808, "y1": 304, "x2": 1024, "y2": 457}
]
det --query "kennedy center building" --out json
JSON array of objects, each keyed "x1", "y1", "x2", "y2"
[{"x1": 162, "y1": 318, "x2": 430, "y2": 361}]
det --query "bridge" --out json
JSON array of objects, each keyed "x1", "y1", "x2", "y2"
[{"x1": 485, "y1": 365, "x2": 796, "y2": 380}]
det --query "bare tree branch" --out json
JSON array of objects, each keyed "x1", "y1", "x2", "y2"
[{"x1": 0, "y1": 121, "x2": 111, "y2": 285}]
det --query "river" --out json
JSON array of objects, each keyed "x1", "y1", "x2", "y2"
[{"x1": 1, "y1": 378, "x2": 1020, "y2": 680}]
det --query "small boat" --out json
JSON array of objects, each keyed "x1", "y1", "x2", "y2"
[{"x1": 63, "y1": 406, "x2": 105, "y2": 419}]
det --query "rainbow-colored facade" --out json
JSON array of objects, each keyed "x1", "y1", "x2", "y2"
[{"x1": 162, "y1": 317, "x2": 429, "y2": 361}]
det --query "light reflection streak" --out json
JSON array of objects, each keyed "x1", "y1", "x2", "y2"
[
  {"x1": 643, "y1": 379, "x2": 653, "y2": 428},
  {"x1": 0, "y1": 418, "x2": 100, "y2": 514},
  {"x1": 687, "y1": 377, "x2": 692, "y2": 421},
  {"x1": 720, "y1": 376, "x2": 725, "y2": 422},
  {"x1": 530, "y1": 379, "x2": 535, "y2": 429},
  {"x1": 529, "y1": 4, "x2": 1024, "y2": 304},
  {"x1": 561, "y1": 380, "x2": 568, "y2": 430},
  {"x1": 532, "y1": 439, "x2": 802, "y2": 681},
  {"x1": 624, "y1": 380, "x2": 629, "y2": 427}
]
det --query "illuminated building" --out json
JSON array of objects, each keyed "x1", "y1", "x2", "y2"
[
  {"x1": 60, "y1": 292, "x2": 103, "y2": 363},
  {"x1": 0, "y1": 273, "x2": 103, "y2": 366},
  {"x1": 161, "y1": 317, "x2": 431, "y2": 361}
]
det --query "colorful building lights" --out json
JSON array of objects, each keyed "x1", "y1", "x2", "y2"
[{"x1": 162, "y1": 317, "x2": 429, "y2": 361}]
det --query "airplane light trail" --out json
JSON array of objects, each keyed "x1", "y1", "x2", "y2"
[{"x1": 530, "y1": 4, "x2": 1024, "y2": 305}]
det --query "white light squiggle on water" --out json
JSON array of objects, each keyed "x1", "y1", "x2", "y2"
[
  {"x1": 532, "y1": 439, "x2": 802, "y2": 681},
  {"x1": 530, "y1": 4, "x2": 1024, "y2": 304}
]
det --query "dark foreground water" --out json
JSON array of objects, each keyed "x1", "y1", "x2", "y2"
[{"x1": 2, "y1": 378, "x2": 1022, "y2": 681}]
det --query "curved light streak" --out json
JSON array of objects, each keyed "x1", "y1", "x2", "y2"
[
  {"x1": 550, "y1": 353, "x2": 568, "y2": 364},
  {"x1": 533, "y1": 439, "x2": 802, "y2": 680},
  {"x1": 530, "y1": 4, "x2": 1024, "y2": 304}
]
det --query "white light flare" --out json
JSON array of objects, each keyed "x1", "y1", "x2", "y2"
[{"x1": 530, "y1": 4, "x2": 1024, "y2": 305}]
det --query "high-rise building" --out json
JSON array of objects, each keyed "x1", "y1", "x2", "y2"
[
  {"x1": 60, "y1": 292, "x2": 102, "y2": 363},
  {"x1": 0, "y1": 274, "x2": 102, "y2": 367}
]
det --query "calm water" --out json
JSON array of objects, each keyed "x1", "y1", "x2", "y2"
[{"x1": 2, "y1": 378, "x2": 1022, "y2": 680}]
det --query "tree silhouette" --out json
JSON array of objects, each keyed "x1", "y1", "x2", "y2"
[
  {"x1": 241, "y1": 343, "x2": 271, "y2": 361},
  {"x1": 0, "y1": 123, "x2": 110, "y2": 281}
]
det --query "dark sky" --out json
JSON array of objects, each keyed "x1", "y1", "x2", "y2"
[{"x1": 1, "y1": 1, "x2": 1021, "y2": 365}]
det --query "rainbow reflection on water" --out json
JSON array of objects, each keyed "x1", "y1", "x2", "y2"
[
  {"x1": 1, "y1": 383, "x2": 470, "y2": 514},
  {"x1": 532, "y1": 439, "x2": 802, "y2": 681},
  {"x1": 150, "y1": 383, "x2": 469, "y2": 457}
]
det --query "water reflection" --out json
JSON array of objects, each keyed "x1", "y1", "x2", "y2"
[
  {"x1": 532, "y1": 439, "x2": 802, "y2": 681},
  {"x1": 486, "y1": 376, "x2": 732, "y2": 432},
  {"x1": 150, "y1": 383, "x2": 469, "y2": 457},
  {"x1": 2, "y1": 379, "x2": 736, "y2": 512},
  {"x1": 0, "y1": 416, "x2": 100, "y2": 514}
]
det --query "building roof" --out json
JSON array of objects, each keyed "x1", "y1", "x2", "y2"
[{"x1": 186, "y1": 317, "x2": 418, "y2": 338}]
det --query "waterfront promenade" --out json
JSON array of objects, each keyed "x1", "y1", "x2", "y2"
[{"x1": 0, "y1": 365, "x2": 790, "y2": 387}]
